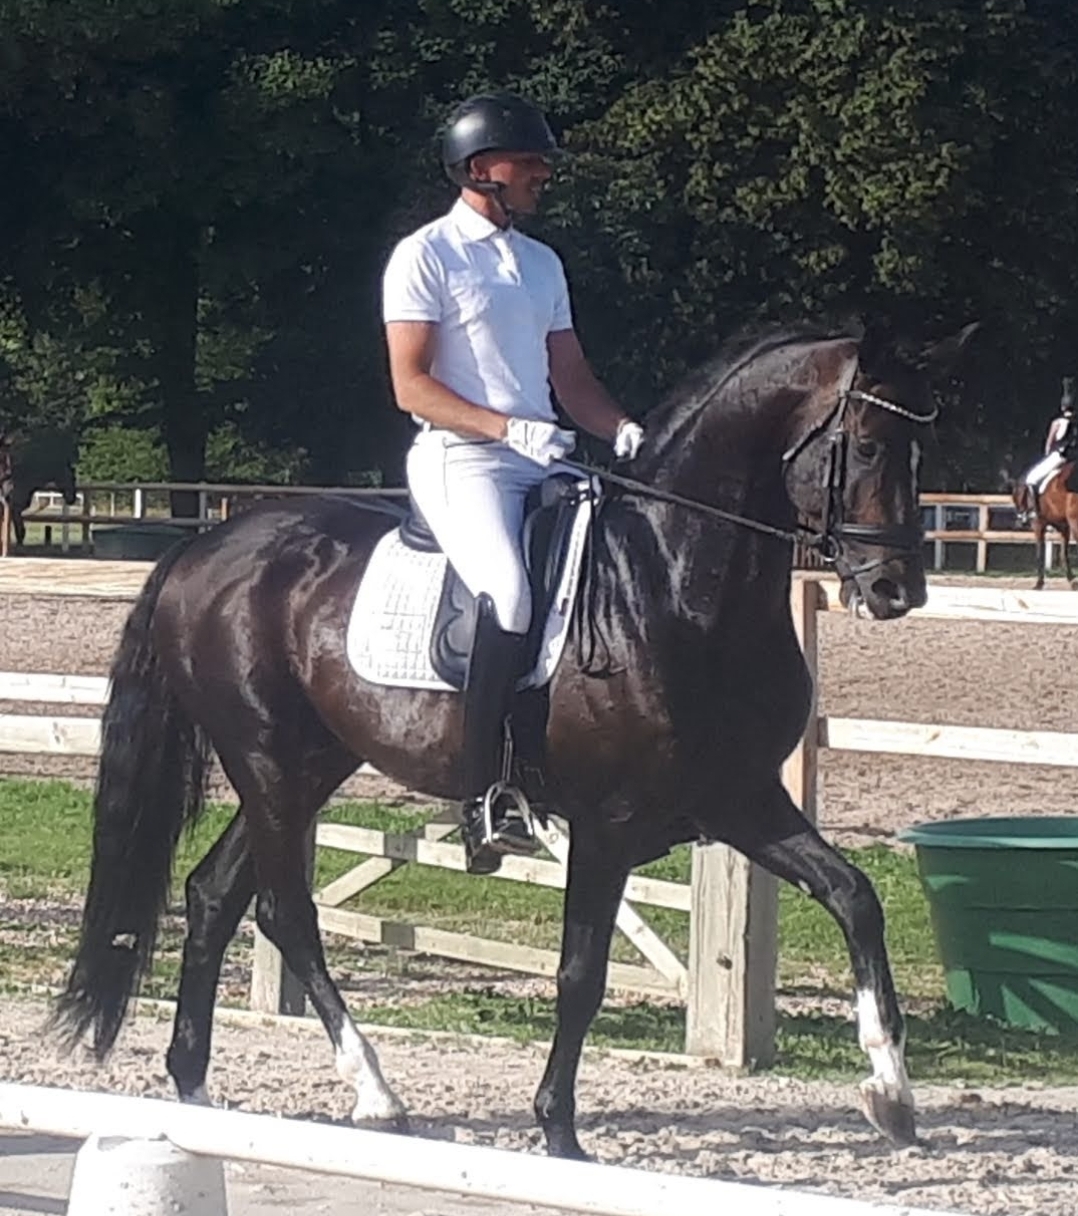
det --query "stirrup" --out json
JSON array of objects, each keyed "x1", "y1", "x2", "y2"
[
  {"x1": 462, "y1": 783, "x2": 540, "y2": 876},
  {"x1": 479, "y1": 781, "x2": 539, "y2": 855}
]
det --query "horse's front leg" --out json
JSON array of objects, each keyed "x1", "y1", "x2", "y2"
[
  {"x1": 11, "y1": 508, "x2": 25, "y2": 548},
  {"x1": 728, "y1": 779, "x2": 916, "y2": 1147},
  {"x1": 534, "y1": 826, "x2": 629, "y2": 1159}
]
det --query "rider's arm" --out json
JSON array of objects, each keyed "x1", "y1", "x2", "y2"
[
  {"x1": 547, "y1": 328, "x2": 629, "y2": 442},
  {"x1": 384, "y1": 321, "x2": 508, "y2": 441}
]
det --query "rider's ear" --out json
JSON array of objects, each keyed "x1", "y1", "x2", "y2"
[{"x1": 918, "y1": 322, "x2": 980, "y2": 383}]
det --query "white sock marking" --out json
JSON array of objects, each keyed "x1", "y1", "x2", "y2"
[
  {"x1": 335, "y1": 1019, "x2": 406, "y2": 1124},
  {"x1": 856, "y1": 988, "x2": 910, "y2": 1095}
]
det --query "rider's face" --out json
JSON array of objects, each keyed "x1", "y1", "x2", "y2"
[{"x1": 470, "y1": 151, "x2": 555, "y2": 215}]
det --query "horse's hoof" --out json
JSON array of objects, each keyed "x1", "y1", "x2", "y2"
[
  {"x1": 352, "y1": 1110, "x2": 411, "y2": 1135},
  {"x1": 544, "y1": 1132, "x2": 590, "y2": 1161},
  {"x1": 178, "y1": 1086, "x2": 213, "y2": 1107},
  {"x1": 859, "y1": 1077, "x2": 918, "y2": 1147}
]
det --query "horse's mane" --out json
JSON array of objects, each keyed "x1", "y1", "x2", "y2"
[{"x1": 634, "y1": 319, "x2": 864, "y2": 473}]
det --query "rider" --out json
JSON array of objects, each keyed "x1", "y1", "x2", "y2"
[
  {"x1": 1023, "y1": 376, "x2": 1076, "y2": 514},
  {"x1": 381, "y1": 92, "x2": 644, "y2": 875}
]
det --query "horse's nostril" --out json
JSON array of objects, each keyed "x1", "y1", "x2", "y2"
[{"x1": 871, "y1": 578, "x2": 907, "y2": 609}]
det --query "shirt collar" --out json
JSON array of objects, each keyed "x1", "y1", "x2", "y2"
[{"x1": 450, "y1": 197, "x2": 509, "y2": 243}]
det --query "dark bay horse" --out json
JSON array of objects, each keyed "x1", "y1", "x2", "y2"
[
  {"x1": 1012, "y1": 465, "x2": 1078, "y2": 589},
  {"x1": 55, "y1": 322, "x2": 972, "y2": 1159},
  {"x1": 0, "y1": 429, "x2": 78, "y2": 548}
]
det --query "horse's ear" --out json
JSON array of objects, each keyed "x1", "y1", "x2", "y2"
[{"x1": 919, "y1": 322, "x2": 980, "y2": 383}]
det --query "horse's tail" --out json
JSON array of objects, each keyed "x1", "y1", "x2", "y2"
[{"x1": 53, "y1": 536, "x2": 211, "y2": 1059}]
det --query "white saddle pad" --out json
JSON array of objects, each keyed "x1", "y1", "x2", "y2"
[{"x1": 346, "y1": 486, "x2": 596, "y2": 692}]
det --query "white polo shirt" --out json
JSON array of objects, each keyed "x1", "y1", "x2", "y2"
[{"x1": 382, "y1": 198, "x2": 573, "y2": 423}]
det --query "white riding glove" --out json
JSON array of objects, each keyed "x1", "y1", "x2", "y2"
[
  {"x1": 613, "y1": 419, "x2": 644, "y2": 461},
  {"x1": 504, "y1": 418, "x2": 577, "y2": 467}
]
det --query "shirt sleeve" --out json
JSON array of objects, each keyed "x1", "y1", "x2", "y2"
[
  {"x1": 549, "y1": 254, "x2": 574, "y2": 333},
  {"x1": 382, "y1": 236, "x2": 443, "y2": 323}
]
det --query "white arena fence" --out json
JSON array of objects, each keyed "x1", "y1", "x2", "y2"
[
  {"x1": 1, "y1": 573, "x2": 1078, "y2": 1069},
  {"x1": 3, "y1": 480, "x2": 1066, "y2": 574},
  {"x1": 0, "y1": 1082, "x2": 968, "y2": 1216}
]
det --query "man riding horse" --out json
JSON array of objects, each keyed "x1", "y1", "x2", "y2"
[
  {"x1": 382, "y1": 93, "x2": 644, "y2": 874},
  {"x1": 51, "y1": 89, "x2": 977, "y2": 1157}
]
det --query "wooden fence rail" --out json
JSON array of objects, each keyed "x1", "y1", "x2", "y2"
[{"x1": 5, "y1": 481, "x2": 1066, "y2": 575}]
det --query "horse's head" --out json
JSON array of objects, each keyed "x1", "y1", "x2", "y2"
[{"x1": 783, "y1": 324, "x2": 978, "y2": 619}]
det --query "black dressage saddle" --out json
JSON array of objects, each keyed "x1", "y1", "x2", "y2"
[{"x1": 398, "y1": 474, "x2": 588, "y2": 689}]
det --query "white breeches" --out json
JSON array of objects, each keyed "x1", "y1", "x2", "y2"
[
  {"x1": 1025, "y1": 450, "x2": 1065, "y2": 493},
  {"x1": 406, "y1": 430, "x2": 569, "y2": 634}
]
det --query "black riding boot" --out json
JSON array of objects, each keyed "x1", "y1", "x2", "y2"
[{"x1": 460, "y1": 594, "x2": 540, "y2": 875}]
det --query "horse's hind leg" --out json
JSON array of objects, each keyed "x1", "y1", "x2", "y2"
[
  {"x1": 1033, "y1": 519, "x2": 1047, "y2": 589},
  {"x1": 725, "y1": 780, "x2": 915, "y2": 1147},
  {"x1": 229, "y1": 739, "x2": 408, "y2": 1130},
  {"x1": 534, "y1": 826, "x2": 630, "y2": 1160},
  {"x1": 167, "y1": 811, "x2": 255, "y2": 1101}
]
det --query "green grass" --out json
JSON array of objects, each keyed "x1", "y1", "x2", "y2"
[{"x1": 5, "y1": 776, "x2": 1078, "y2": 1082}]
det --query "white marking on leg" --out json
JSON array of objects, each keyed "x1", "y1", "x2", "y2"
[
  {"x1": 336, "y1": 1018, "x2": 407, "y2": 1125},
  {"x1": 857, "y1": 988, "x2": 911, "y2": 1097},
  {"x1": 180, "y1": 1085, "x2": 211, "y2": 1106}
]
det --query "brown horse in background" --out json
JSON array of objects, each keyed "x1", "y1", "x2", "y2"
[{"x1": 1012, "y1": 463, "x2": 1078, "y2": 589}]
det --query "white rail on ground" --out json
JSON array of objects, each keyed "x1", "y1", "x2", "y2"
[{"x1": 0, "y1": 1083, "x2": 969, "y2": 1216}]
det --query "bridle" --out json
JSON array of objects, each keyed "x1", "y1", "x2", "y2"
[
  {"x1": 567, "y1": 366, "x2": 938, "y2": 576},
  {"x1": 780, "y1": 371, "x2": 938, "y2": 576}
]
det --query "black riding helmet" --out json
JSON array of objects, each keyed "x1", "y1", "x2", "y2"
[{"x1": 441, "y1": 92, "x2": 561, "y2": 191}]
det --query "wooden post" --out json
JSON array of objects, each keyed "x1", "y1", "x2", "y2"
[
  {"x1": 685, "y1": 844, "x2": 778, "y2": 1067},
  {"x1": 249, "y1": 823, "x2": 316, "y2": 1016},
  {"x1": 684, "y1": 576, "x2": 822, "y2": 1064},
  {"x1": 933, "y1": 504, "x2": 944, "y2": 571},
  {"x1": 976, "y1": 502, "x2": 988, "y2": 573}
]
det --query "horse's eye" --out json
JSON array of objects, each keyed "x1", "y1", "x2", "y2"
[{"x1": 855, "y1": 439, "x2": 880, "y2": 461}]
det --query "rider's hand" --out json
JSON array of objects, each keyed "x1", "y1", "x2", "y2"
[
  {"x1": 613, "y1": 419, "x2": 644, "y2": 461},
  {"x1": 504, "y1": 418, "x2": 577, "y2": 467}
]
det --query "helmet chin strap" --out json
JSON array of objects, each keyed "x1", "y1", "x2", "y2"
[{"x1": 464, "y1": 170, "x2": 517, "y2": 227}]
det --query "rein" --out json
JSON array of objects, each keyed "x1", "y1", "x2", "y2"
[
  {"x1": 562, "y1": 460, "x2": 823, "y2": 550},
  {"x1": 566, "y1": 381, "x2": 938, "y2": 569}
]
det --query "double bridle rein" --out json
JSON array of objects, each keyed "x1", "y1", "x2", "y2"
[{"x1": 569, "y1": 376, "x2": 938, "y2": 576}]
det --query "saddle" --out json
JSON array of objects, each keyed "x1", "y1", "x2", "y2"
[{"x1": 398, "y1": 474, "x2": 589, "y2": 689}]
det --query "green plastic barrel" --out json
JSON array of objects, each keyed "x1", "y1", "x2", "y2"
[
  {"x1": 92, "y1": 523, "x2": 189, "y2": 561},
  {"x1": 899, "y1": 818, "x2": 1078, "y2": 1034}
]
